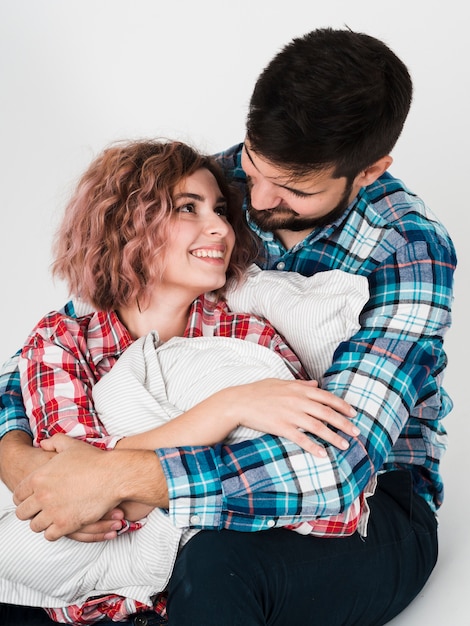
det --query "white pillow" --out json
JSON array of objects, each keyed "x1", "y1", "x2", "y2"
[{"x1": 226, "y1": 265, "x2": 369, "y2": 382}]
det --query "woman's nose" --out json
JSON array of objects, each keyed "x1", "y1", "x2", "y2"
[{"x1": 206, "y1": 213, "x2": 230, "y2": 236}]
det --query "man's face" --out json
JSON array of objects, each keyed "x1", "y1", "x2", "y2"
[{"x1": 241, "y1": 141, "x2": 357, "y2": 233}]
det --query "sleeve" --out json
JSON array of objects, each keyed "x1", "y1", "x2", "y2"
[
  {"x1": 0, "y1": 351, "x2": 32, "y2": 438},
  {"x1": 322, "y1": 240, "x2": 455, "y2": 503},
  {"x1": 156, "y1": 239, "x2": 456, "y2": 531},
  {"x1": 19, "y1": 312, "x2": 120, "y2": 450},
  {"x1": 0, "y1": 300, "x2": 78, "y2": 440}
]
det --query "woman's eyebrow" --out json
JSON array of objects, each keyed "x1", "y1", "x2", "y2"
[
  {"x1": 173, "y1": 192, "x2": 227, "y2": 203},
  {"x1": 173, "y1": 192, "x2": 203, "y2": 201}
]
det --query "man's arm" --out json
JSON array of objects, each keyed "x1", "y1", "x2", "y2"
[
  {"x1": 14, "y1": 434, "x2": 168, "y2": 541},
  {"x1": 10, "y1": 239, "x2": 456, "y2": 537},
  {"x1": 0, "y1": 430, "x2": 55, "y2": 491},
  {"x1": 0, "y1": 300, "x2": 82, "y2": 490},
  {"x1": 155, "y1": 240, "x2": 456, "y2": 531},
  {"x1": 0, "y1": 350, "x2": 46, "y2": 491}
]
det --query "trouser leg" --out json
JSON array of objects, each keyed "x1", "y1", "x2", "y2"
[
  {"x1": 0, "y1": 604, "x2": 56, "y2": 625},
  {"x1": 166, "y1": 470, "x2": 438, "y2": 626}
]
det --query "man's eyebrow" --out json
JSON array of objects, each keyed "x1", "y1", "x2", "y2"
[
  {"x1": 244, "y1": 143, "x2": 258, "y2": 171},
  {"x1": 243, "y1": 143, "x2": 317, "y2": 197}
]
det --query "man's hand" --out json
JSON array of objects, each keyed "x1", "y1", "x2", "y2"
[
  {"x1": 0, "y1": 430, "x2": 54, "y2": 492},
  {"x1": 13, "y1": 434, "x2": 168, "y2": 541}
]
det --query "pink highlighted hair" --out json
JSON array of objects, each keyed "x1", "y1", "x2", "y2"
[{"x1": 52, "y1": 139, "x2": 259, "y2": 310}]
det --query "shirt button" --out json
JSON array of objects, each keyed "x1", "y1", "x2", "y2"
[
  {"x1": 266, "y1": 519, "x2": 276, "y2": 528},
  {"x1": 134, "y1": 616, "x2": 149, "y2": 626},
  {"x1": 190, "y1": 514, "x2": 201, "y2": 524},
  {"x1": 276, "y1": 262, "x2": 285, "y2": 270}
]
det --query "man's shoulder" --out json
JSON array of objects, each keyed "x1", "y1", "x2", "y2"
[
  {"x1": 363, "y1": 172, "x2": 454, "y2": 249},
  {"x1": 213, "y1": 143, "x2": 245, "y2": 182},
  {"x1": 366, "y1": 171, "x2": 423, "y2": 215}
]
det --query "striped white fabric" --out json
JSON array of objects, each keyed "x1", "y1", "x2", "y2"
[
  {"x1": 226, "y1": 266, "x2": 369, "y2": 382},
  {"x1": 93, "y1": 333, "x2": 296, "y2": 442},
  {"x1": 0, "y1": 501, "x2": 181, "y2": 608}
]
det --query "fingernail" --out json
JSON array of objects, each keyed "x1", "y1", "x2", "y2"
[{"x1": 352, "y1": 426, "x2": 360, "y2": 436}]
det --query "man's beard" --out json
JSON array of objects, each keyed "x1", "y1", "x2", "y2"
[{"x1": 247, "y1": 182, "x2": 353, "y2": 233}]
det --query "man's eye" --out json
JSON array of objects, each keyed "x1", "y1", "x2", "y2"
[{"x1": 289, "y1": 189, "x2": 309, "y2": 198}]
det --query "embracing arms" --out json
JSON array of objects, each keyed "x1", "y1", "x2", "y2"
[{"x1": 0, "y1": 305, "x2": 357, "y2": 539}]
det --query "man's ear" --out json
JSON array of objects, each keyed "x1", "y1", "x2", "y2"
[{"x1": 354, "y1": 155, "x2": 393, "y2": 187}]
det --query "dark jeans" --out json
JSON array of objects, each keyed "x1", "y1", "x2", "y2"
[{"x1": 0, "y1": 471, "x2": 438, "y2": 626}]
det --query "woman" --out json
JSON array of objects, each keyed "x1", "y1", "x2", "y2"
[{"x1": 0, "y1": 140, "x2": 360, "y2": 624}]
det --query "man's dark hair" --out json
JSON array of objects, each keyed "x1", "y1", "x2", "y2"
[{"x1": 247, "y1": 28, "x2": 413, "y2": 180}]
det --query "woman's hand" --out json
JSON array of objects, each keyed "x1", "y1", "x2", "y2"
[{"x1": 222, "y1": 378, "x2": 360, "y2": 457}]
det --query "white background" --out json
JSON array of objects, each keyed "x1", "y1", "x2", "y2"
[{"x1": 0, "y1": 1, "x2": 468, "y2": 623}]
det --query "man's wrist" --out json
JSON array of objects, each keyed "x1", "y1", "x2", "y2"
[
  {"x1": 114, "y1": 448, "x2": 169, "y2": 509},
  {"x1": 0, "y1": 430, "x2": 34, "y2": 491}
]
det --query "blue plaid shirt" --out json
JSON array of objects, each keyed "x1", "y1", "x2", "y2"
[{"x1": 0, "y1": 143, "x2": 456, "y2": 532}]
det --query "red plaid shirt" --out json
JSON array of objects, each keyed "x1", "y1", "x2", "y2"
[{"x1": 20, "y1": 294, "x2": 363, "y2": 624}]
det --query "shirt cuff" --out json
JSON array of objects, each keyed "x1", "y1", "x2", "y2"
[
  {"x1": 156, "y1": 445, "x2": 223, "y2": 529},
  {"x1": 0, "y1": 412, "x2": 33, "y2": 439}
]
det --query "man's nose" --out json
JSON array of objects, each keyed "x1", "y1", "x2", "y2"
[{"x1": 249, "y1": 180, "x2": 283, "y2": 211}]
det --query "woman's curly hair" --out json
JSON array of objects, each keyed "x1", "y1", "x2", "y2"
[{"x1": 52, "y1": 139, "x2": 259, "y2": 310}]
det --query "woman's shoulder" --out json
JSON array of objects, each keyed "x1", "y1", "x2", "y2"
[{"x1": 23, "y1": 310, "x2": 131, "y2": 356}]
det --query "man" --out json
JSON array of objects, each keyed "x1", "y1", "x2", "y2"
[{"x1": 0, "y1": 28, "x2": 456, "y2": 625}]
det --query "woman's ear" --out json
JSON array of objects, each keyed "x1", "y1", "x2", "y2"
[{"x1": 354, "y1": 155, "x2": 393, "y2": 187}]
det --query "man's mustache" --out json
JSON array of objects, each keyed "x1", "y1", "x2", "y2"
[{"x1": 248, "y1": 204, "x2": 298, "y2": 217}]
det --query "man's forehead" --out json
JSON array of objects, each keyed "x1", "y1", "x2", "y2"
[{"x1": 242, "y1": 141, "x2": 338, "y2": 189}]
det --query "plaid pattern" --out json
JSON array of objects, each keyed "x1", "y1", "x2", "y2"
[
  {"x1": 16, "y1": 293, "x2": 362, "y2": 624},
  {"x1": 155, "y1": 143, "x2": 456, "y2": 534},
  {"x1": 44, "y1": 594, "x2": 168, "y2": 624}
]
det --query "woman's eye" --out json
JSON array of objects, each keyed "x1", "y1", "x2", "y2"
[
  {"x1": 215, "y1": 205, "x2": 228, "y2": 217},
  {"x1": 177, "y1": 203, "x2": 195, "y2": 213}
]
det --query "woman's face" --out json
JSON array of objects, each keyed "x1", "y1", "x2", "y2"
[{"x1": 160, "y1": 167, "x2": 236, "y2": 299}]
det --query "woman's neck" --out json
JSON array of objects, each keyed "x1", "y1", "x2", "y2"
[{"x1": 116, "y1": 295, "x2": 192, "y2": 343}]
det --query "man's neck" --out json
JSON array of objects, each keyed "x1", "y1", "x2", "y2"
[{"x1": 275, "y1": 227, "x2": 313, "y2": 250}]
